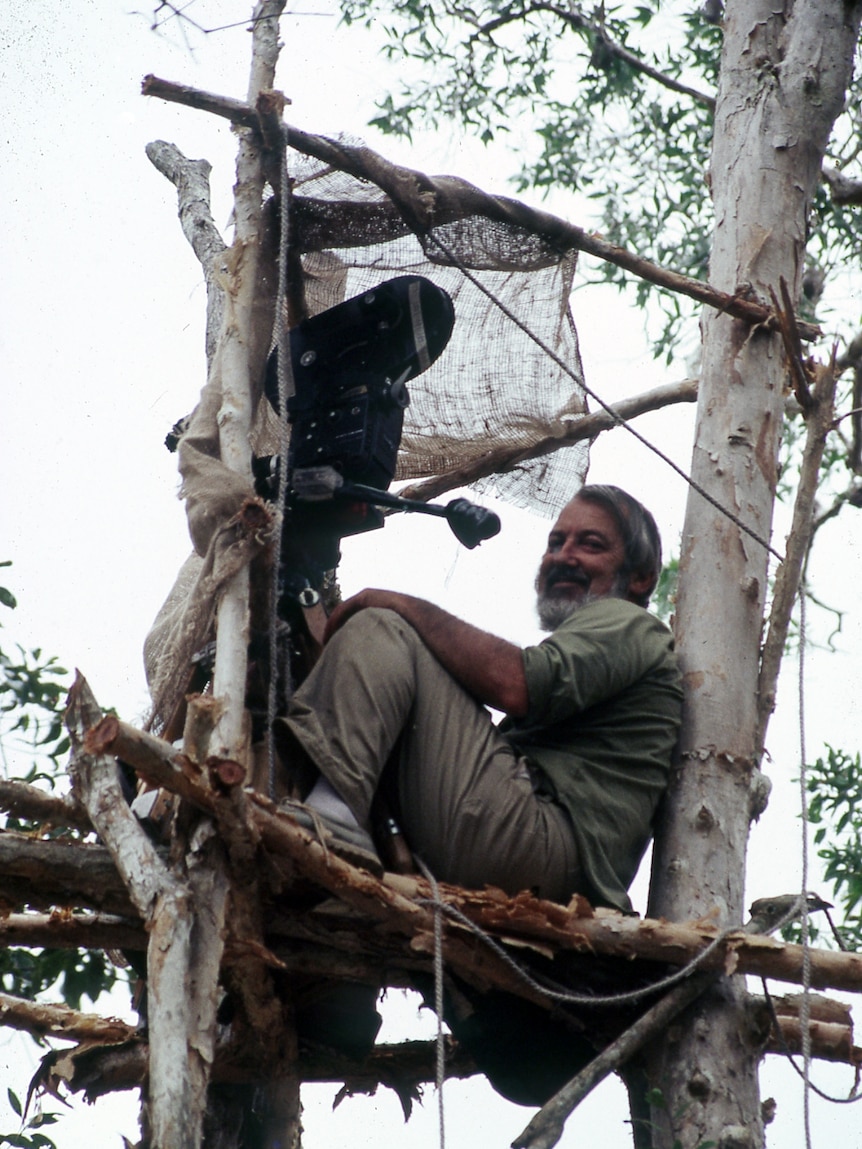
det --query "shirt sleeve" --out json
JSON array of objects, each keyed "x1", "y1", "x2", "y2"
[{"x1": 521, "y1": 599, "x2": 674, "y2": 726}]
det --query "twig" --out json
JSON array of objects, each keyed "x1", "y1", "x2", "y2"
[{"x1": 769, "y1": 277, "x2": 813, "y2": 410}]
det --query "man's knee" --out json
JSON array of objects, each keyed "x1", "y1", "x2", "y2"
[{"x1": 332, "y1": 607, "x2": 420, "y2": 651}]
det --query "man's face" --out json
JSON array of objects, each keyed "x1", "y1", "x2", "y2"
[{"x1": 535, "y1": 498, "x2": 630, "y2": 630}]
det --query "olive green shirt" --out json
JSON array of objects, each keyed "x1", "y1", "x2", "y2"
[{"x1": 503, "y1": 598, "x2": 682, "y2": 913}]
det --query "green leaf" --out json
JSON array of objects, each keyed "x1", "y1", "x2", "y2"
[{"x1": 6, "y1": 1090, "x2": 22, "y2": 1118}]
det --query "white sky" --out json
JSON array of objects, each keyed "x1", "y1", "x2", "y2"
[{"x1": 2, "y1": 2, "x2": 861, "y2": 1146}]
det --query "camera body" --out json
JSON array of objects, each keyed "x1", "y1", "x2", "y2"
[{"x1": 259, "y1": 275, "x2": 456, "y2": 588}]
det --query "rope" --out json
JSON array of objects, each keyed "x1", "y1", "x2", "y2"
[
  {"x1": 761, "y1": 978, "x2": 862, "y2": 1105},
  {"x1": 266, "y1": 138, "x2": 296, "y2": 799},
  {"x1": 798, "y1": 583, "x2": 813, "y2": 1147},
  {"x1": 415, "y1": 858, "x2": 446, "y2": 1149},
  {"x1": 416, "y1": 895, "x2": 746, "y2": 1009},
  {"x1": 423, "y1": 229, "x2": 785, "y2": 564},
  {"x1": 751, "y1": 585, "x2": 862, "y2": 1115}
]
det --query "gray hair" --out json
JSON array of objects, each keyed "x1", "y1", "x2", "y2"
[{"x1": 574, "y1": 485, "x2": 663, "y2": 607}]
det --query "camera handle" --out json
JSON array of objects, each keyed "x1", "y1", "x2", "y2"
[{"x1": 291, "y1": 466, "x2": 501, "y2": 550}]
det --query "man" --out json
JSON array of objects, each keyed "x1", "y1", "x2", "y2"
[{"x1": 279, "y1": 484, "x2": 682, "y2": 914}]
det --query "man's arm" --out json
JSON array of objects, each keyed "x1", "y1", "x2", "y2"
[{"x1": 324, "y1": 588, "x2": 529, "y2": 717}]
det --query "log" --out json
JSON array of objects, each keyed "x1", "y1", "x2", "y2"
[
  {"x1": 0, "y1": 991, "x2": 136, "y2": 1045},
  {"x1": 0, "y1": 831, "x2": 138, "y2": 916},
  {"x1": 0, "y1": 910, "x2": 144, "y2": 951},
  {"x1": 31, "y1": 1008, "x2": 861, "y2": 1109},
  {"x1": 5, "y1": 801, "x2": 862, "y2": 1001},
  {"x1": 0, "y1": 778, "x2": 91, "y2": 832}
]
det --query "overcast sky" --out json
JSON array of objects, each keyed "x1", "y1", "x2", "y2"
[{"x1": 2, "y1": 2, "x2": 861, "y2": 1146}]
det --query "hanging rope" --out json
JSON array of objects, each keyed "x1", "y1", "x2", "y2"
[
  {"x1": 416, "y1": 893, "x2": 749, "y2": 1010},
  {"x1": 416, "y1": 857, "x2": 447, "y2": 1149},
  {"x1": 760, "y1": 978, "x2": 862, "y2": 1104},
  {"x1": 798, "y1": 582, "x2": 814, "y2": 1147},
  {"x1": 266, "y1": 139, "x2": 296, "y2": 799}
]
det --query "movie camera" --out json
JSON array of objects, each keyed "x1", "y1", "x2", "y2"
[{"x1": 252, "y1": 275, "x2": 501, "y2": 611}]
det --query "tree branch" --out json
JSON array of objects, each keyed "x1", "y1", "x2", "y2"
[
  {"x1": 141, "y1": 75, "x2": 819, "y2": 339},
  {"x1": 19, "y1": 992, "x2": 859, "y2": 1111},
  {"x1": 0, "y1": 910, "x2": 144, "y2": 952},
  {"x1": 399, "y1": 378, "x2": 698, "y2": 502},
  {"x1": 67, "y1": 675, "x2": 174, "y2": 918},
  {"x1": 513, "y1": 974, "x2": 713, "y2": 1149},
  {"x1": 0, "y1": 830, "x2": 139, "y2": 915},
  {"x1": 757, "y1": 343, "x2": 838, "y2": 756},
  {"x1": 56, "y1": 703, "x2": 862, "y2": 999},
  {"x1": 0, "y1": 778, "x2": 91, "y2": 832},
  {"x1": 145, "y1": 140, "x2": 227, "y2": 369},
  {"x1": 823, "y1": 164, "x2": 862, "y2": 205},
  {"x1": 473, "y1": 3, "x2": 714, "y2": 110},
  {"x1": 67, "y1": 673, "x2": 228, "y2": 1149},
  {"x1": 0, "y1": 991, "x2": 137, "y2": 1045}
]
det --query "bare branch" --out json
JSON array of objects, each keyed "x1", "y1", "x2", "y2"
[
  {"x1": 0, "y1": 778, "x2": 91, "y2": 832},
  {"x1": 0, "y1": 991, "x2": 137, "y2": 1045},
  {"x1": 757, "y1": 349, "x2": 839, "y2": 755},
  {"x1": 513, "y1": 974, "x2": 713, "y2": 1149},
  {"x1": 67, "y1": 674, "x2": 173, "y2": 918},
  {"x1": 399, "y1": 378, "x2": 698, "y2": 502},
  {"x1": 145, "y1": 140, "x2": 227, "y2": 368},
  {"x1": 0, "y1": 830, "x2": 138, "y2": 915},
  {"x1": 823, "y1": 164, "x2": 862, "y2": 205},
  {"x1": 0, "y1": 911, "x2": 144, "y2": 952},
  {"x1": 68, "y1": 673, "x2": 229, "y2": 1149},
  {"x1": 141, "y1": 76, "x2": 819, "y2": 340},
  {"x1": 811, "y1": 479, "x2": 862, "y2": 537}
]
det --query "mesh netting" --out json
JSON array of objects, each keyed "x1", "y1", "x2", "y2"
[{"x1": 278, "y1": 143, "x2": 589, "y2": 511}]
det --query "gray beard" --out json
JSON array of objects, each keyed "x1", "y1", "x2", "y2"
[{"x1": 535, "y1": 572, "x2": 630, "y2": 632}]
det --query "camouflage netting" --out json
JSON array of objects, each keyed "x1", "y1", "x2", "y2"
[
  {"x1": 145, "y1": 133, "x2": 589, "y2": 729},
  {"x1": 282, "y1": 142, "x2": 588, "y2": 509}
]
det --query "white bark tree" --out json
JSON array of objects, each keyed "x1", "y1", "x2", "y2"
[{"x1": 648, "y1": 5, "x2": 862, "y2": 1145}]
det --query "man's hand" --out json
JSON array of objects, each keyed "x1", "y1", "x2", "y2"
[{"x1": 324, "y1": 588, "x2": 530, "y2": 717}]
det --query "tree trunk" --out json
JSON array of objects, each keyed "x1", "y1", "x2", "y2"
[{"x1": 648, "y1": 2, "x2": 862, "y2": 1146}]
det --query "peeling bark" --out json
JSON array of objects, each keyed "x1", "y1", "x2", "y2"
[
  {"x1": 67, "y1": 674, "x2": 229, "y2": 1149},
  {"x1": 648, "y1": 3, "x2": 862, "y2": 1145}
]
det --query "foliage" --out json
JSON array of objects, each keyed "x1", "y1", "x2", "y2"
[
  {"x1": 0, "y1": 564, "x2": 70, "y2": 784},
  {"x1": 652, "y1": 555, "x2": 679, "y2": 625},
  {"x1": 1, "y1": 1091, "x2": 59, "y2": 1149},
  {"x1": 0, "y1": 947, "x2": 117, "y2": 1012},
  {"x1": 339, "y1": 0, "x2": 862, "y2": 361},
  {"x1": 0, "y1": 564, "x2": 122, "y2": 1149},
  {"x1": 792, "y1": 745, "x2": 862, "y2": 951}
]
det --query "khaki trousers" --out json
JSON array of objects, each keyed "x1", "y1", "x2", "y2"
[{"x1": 283, "y1": 608, "x2": 581, "y2": 902}]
